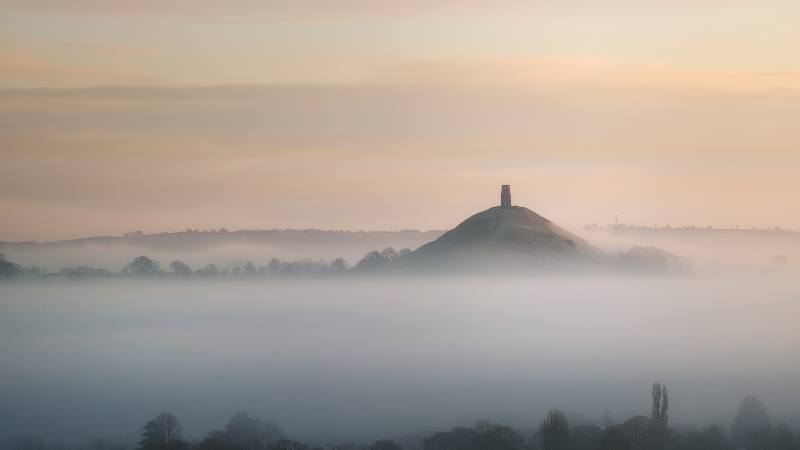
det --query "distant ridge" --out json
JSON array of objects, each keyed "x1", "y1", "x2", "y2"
[
  {"x1": 0, "y1": 229, "x2": 444, "y2": 250},
  {"x1": 0, "y1": 229, "x2": 446, "y2": 270},
  {"x1": 1, "y1": 185, "x2": 691, "y2": 275}
]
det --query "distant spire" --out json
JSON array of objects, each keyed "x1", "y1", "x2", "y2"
[{"x1": 501, "y1": 185, "x2": 511, "y2": 208}]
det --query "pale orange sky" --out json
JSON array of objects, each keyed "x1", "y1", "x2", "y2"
[{"x1": 1, "y1": 1, "x2": 799, "y2": 240}]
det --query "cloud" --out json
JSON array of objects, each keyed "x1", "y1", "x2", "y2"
[
  {"x1": 366, "y1": 58, "x2": 800, "y2": 92},
  {"x1": 0, "y1": 0, "x2": 750, "y2": 20},
  {"x1": 1, "y1": 81, "x2": 800, "y2": 240},
  {"x1": 0, "y1": 48, "x2": 159, "y2": 87},
  {"x1": 4, "y1": 1, "x2": 799, "y2": 88},
  {"x1": 0, "y1": 51, "x2": 50, "y2": 71},
  {"x1": 1, "y1": 1, "x2": 520, "y2": 19}
]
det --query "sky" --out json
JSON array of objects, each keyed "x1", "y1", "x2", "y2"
[{"x1": 1, "y1": 1, "x2": 800, "y2": 240}]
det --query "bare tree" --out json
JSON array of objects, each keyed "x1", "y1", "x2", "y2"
[
  {"x1": 540, "y1": 409, "x2": 570, "y2": 450},
  {"x1": 138, "y1": 412, "x2": 186, "y2": 450},
  {"x1": 651, "y1": 383, "x2": 669, "y2": 427},
  {"x1": 732, "y1": 395, "x2": 771, "y2": 448},
  {"x1": 650, "y1": 383, "x2": 669, "y2": 450}
]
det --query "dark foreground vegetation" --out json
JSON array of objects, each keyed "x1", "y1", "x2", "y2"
[{"x1": 3, "y1": 385, "x2": 799, "y2": 450}]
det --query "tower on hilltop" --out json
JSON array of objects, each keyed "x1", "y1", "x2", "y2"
[{"x1": 501, "y1": 185, "x2": 511, "y2": 208}]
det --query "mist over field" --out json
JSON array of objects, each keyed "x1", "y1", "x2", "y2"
[
  {"x1": 3, "y1": 224, "x2": 799, "y2": 277},
  {"x1": 581, "y1": 227, "x2": 800, "y2": 275},
  {"x1": 1, "y1": 275, "x2": 799, "y2": 447}
]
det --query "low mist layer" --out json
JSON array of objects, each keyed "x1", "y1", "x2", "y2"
[{"x1": 1, "y1": 276, "x2": 798, "y2": 446}]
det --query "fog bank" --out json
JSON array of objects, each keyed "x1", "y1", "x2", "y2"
[{"x1": 1, "y1": 276, "x2": 798, "y2": 446}]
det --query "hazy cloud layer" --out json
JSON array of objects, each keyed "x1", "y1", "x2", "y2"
[
  {"x1": 1, "y1": 83, "x2": 799, "y2": 240},
  {"x1": 0, "y1": 1, "x2": 756, "y2": 18},
  {"x1": 2, "y1": 1, "x2": 800, "y2": 240},
  {"x1": 3, "y1": 1, "x2": 800, "y2": 87}
]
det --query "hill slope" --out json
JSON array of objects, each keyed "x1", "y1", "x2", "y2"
[{"x1": 404, "y1": 206, "x2": 606, "y2": 272}]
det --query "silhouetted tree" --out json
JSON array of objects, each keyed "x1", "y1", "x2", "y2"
[
  {"x1": 263, "y1": 258, "x2": 329, "y2": 277},
  {"x1": 197, "y1": 430, "x2": 234, "y2": 450},
  {"x1": 650, "y1": 383, "x2": 669, "y2": 450},
  {"x1": 672, "y1": 425, "x2": 732, "y2": 450},
  {"x1": 79, "y1": 439, "x2": 128, "y2": 450},
  {"x1": 368, "y1": 440, "x2": 401, "y2": 450},
  {"x1": 651, "y1": 383, "x2": 668, "y2": 427},
  {"x1": 266, "y1": 258, "x2": 282, "y2": 275},
  {"x1": 355, "y1": 251, "x2": 385, "y2": 271},
  {"x1": 330, "y1": 258, "x2": 348, "y2": 273},
  {"x1": 138, "y1": 412, "x2": 187, "y2": 450},
  {"x1": 379, "y1": 247, "x2": 398, "y2": 263},
  {"x1": 774, "y1": 423, "x2": 797, "y2": 450},
  {"x1": 701, "y1": 425, "x2": 733, "y2": 450},
  {"x1": 423, "y1": 427, "x2": 477, "y2": 450},
  {"x1": 330, "y1": 444, "x2": 359, "y2": 450},
  {"x1": 125, "y1": 256, "x2": 162, "y2": 276},
  {"x1": 242, "y1": 261, "x2": 257, "y2": 276},
  {"x1": 355, "y1": 247, "x2": 400, "y2": 271},
  {"x1": 730, "y1": 422, "x2": 797, "y2": 450},
  {"x1": 600, "y1": 427, "x2": 631, "y2": 450},
  {"x1": 196, "y1": 264, "x2": 219, "y2": 277},
  {"x1": 224, "y1": 412, "x2": 285, "y2": 450},
  {"x1": 265, "y1": 440, "x2": 308, "y2": 450},
  {"x1": 570, "y1": 424, "x2": 603, "y2": 450},
  {"x1": 620, "y1": 416, "x2": 652, "y2": 450},
  {"x1": 0, "y1": 253, "x2": 20, "y2": 278},
  {"x1": 473, "y1": 421, "x2": 525, "y2": 450},
  {"x1": 745, "y1": 427, "x2": 776, "y2": 450},
  {"x1": 539, "y1": 410, "x2": 569, "y2": 450},
  {"x1": 732, "y1": 395, "x2": 771, "y2": 449},
  {"x1": 423, "y1": 422, "x2": 524, "y2": 450},
  {"x1": 169, "y1": 260, "x2": 192, "y2": 275}
]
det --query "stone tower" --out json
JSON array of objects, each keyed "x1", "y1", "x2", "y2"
[{"x1": 501, "y1": 185, "x2": 511, "y2": 208}]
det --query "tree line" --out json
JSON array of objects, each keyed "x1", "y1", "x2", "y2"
[
  {"x1": 0, "y1": 247, "x2": 412, "y2": 280},
  {"x1": 4, "y1": 385, "x2": 799, "y2": 450}
]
